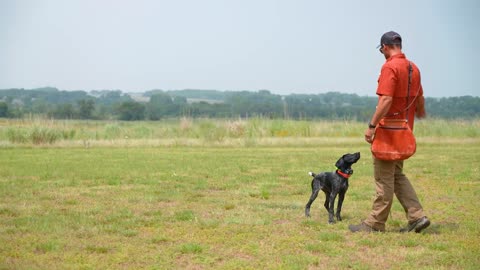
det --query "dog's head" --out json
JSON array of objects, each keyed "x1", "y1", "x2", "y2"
[{"x1": 335, "y1": 152, "x2": 361, "y2": 173}]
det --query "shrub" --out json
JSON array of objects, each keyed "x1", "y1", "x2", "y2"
[
  {"x1": 30, "y1": 127, "x2": 60, "y2": 144},
  {"x1": 104, "y1": 124, "x2": 122, "y2": 139},
  {"x1": 6, "y1": 128, "x2": 28, "y2": 143},
  {"x1": 6, "y1": 127, "x2": 62, "y2": 144}
]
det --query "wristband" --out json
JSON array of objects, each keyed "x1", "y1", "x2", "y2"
[{"x1": 368, "y1": 123, "x2": 376, "y2": 129}]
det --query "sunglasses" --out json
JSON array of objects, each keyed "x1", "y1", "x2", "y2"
[{"x1": 379, "y1": 45, "x2": 384, "y2": 54}]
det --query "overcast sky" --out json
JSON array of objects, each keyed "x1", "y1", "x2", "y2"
[{"x1": 1, "y1": 0, "x2": 478, "y2": 97}]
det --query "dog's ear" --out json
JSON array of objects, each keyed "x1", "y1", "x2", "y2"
[{"x1": 335, "y1": 155, "x2": 345, "y2": 169}]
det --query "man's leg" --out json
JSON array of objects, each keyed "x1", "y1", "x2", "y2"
[
  {"x1": 393, "y1": 161, "x2": 425, "y2": 223},
  {"x1": 363, "y1": 158, "x2": 396, "y2": 231}
]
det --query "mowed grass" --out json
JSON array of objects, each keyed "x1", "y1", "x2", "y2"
[{"x1": 0, "y1": 119, "x2": 479, "y2": 269}]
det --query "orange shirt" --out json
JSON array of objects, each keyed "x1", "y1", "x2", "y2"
[{"x1": 376, "y1": 53, "x2": 423, "y2": 129}]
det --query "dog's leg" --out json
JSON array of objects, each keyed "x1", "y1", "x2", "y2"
[
  {"x1": 305, "y1": 189, "x2": 319, "y2": 217},
  {"x1": 323, "y1": 192, "x2": 330, "y2": 211},
  {"x1": 305, "y1": 179, "x2": 321, "y2": 217},
  {"x1": 328, "y1": 192, "x2": 337, "y2": 224},
  {"x1": 336, "y1": 191, "x2": 346, "y2": 221}
]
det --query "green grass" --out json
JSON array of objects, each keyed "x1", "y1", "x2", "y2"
[{"x1": 0, "y1": 119, "x2": 479, "y2": 269}]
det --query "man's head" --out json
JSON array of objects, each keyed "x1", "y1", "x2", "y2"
[{"x1": 377, "y1": 31, "x2": 402, "y2": 59}]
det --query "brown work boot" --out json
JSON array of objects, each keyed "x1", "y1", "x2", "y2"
[
  {"x1": 400, "y1": 216, "x2": 431, "y2": 233},
  {"x1": 349, "y1": 222, "x2": 381, "y2": 233}
]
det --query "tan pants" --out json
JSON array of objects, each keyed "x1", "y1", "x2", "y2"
[{"x1": 364, "y1": 158, "x2": 424, "y2": 231}]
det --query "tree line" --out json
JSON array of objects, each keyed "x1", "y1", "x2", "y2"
[{"x1": 0, "y1": 87, "x2": 479, "y2": 121}]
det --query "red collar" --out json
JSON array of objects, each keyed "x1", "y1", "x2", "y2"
[{"x1": 336, "y1": 170, "x2": 351, "y2": 178}]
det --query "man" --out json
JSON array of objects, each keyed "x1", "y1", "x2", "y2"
[{"x1": 349, "y1": 31, "x2": 430, "y2": 233}]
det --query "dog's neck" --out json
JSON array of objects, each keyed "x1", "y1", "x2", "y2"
[{"x1": 336, "y1": 169, "x2": 352, "y2": 179}]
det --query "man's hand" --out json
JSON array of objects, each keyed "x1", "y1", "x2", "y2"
[{"x1": 365, "y1": 128, "x2": 375, "y2": 144}]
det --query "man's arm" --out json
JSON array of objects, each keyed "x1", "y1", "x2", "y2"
[
  {"x1": 370, "y1": 95, "x2": 393, "y2": 126},
  {"x1": 415, "y1": 96, "x2": 426, "y2": 118},
  {"x1": 364, "y1": 95, "x2": 393, "y2": 144}
]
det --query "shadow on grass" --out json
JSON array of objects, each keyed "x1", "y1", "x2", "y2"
[{"x1": 424, "y1": 222, "x2": 460, "y2": 234}]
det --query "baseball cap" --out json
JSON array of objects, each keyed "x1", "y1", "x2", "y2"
[{"x1": 376, "y1": 31, "x2": 402, "y2": 49}]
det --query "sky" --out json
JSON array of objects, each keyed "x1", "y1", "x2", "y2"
[{"x1": 0, "y1": 0, "x2": 478, "y2": 97}]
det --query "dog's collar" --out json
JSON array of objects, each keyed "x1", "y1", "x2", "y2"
[{"x1": 336, "y1": 170, "x2": 352, "y2": 178}]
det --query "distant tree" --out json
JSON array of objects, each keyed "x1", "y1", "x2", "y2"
[
  {"x1": 49, "y1": 103, "x2": 75, "y2": 119},
  {"x1": 226, "y1": 90, "x2": 283, "y2": 118},
  {"x1": 96, "y1": 90, "x2": 132, "y2": 106},
  {"x1": 0, "y1": 102, "x2": 8, "y2": 117},
  {"x1": 78, "y1": 99, "x2": 95, "y2": 119},
  {"x1": 31, "y1": 99, "x2": 49, "y2": 114},
  {"x1": 143, "y1": 89, "x2": 165, "y2": 97},
  {"x1": 116, "y1": 101, "x2": 145, "y2": 121},
  {"x1": 95, "y1": 91, "x2": 133, "y2": 119},
  {"x1": 172, "y1": 96, "x2": 188, "y2": 105},
  {"x1": 1, "y1": 88, "x2": 479, "y2": 120},
  {"x1": 146, "y1": 93, "x2": 179, "y2": 120}
]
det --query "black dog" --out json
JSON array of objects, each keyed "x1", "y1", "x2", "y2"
[{"x1": 305, "y1": 152, "x2": 360, "y2": 224}]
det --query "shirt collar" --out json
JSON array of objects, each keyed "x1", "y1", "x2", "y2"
[{"x1": 387, "y1": 53, "x2": 406, "y2": 62}]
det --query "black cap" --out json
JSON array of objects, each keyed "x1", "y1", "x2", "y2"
[{"x1": 376, "y1": 31, "x2": 402, "y2": 48}]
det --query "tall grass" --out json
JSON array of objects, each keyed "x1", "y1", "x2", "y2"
[
  {"x1": 5, "y1": 126, "x2": 76, "y2": 145},
  {"x1": 0, "y1": 117, "x2": 478, "y2": 146}
]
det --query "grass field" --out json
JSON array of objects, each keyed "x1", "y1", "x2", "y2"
[{"x1": 0, "y1": 119, "x2": 479, "y2": 269}]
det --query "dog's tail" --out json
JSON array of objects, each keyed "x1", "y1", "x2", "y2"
[{"x1": 308, "y1": 172, "x2": 316, "y2": 177}]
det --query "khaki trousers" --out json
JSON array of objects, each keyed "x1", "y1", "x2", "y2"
[{"x1": 364, "y1": 157, "x2": 424, "y2": 231}]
